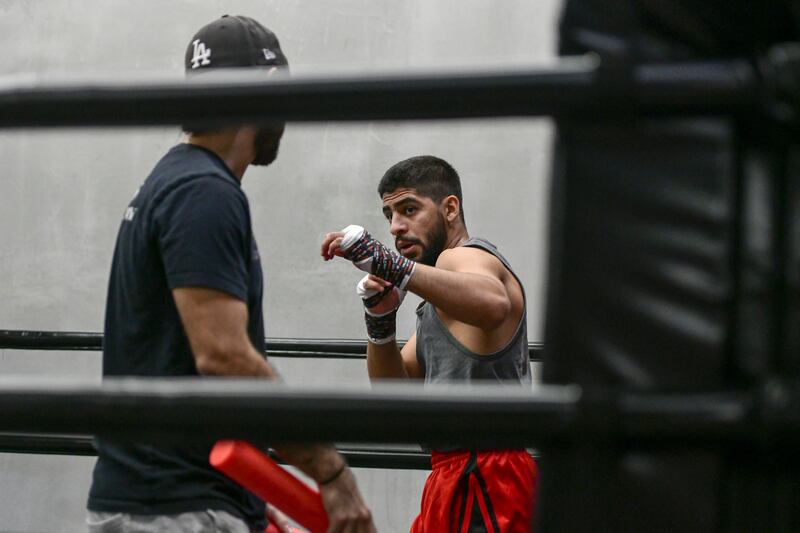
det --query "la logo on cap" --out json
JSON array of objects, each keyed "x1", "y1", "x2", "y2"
[{"x1": 190, "y1": 39, "x2": 212, "y2": 68}]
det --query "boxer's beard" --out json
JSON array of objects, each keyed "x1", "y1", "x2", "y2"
[
  {"x1": 252, "y1": 124, "x2": 284, "y2": 166},
  {"x1": 417, "y1": 215, "x2": 448, "y2": 266}
]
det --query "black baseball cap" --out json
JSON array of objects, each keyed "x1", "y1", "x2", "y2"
[{"x1": 185, "y1": 15, "x2": 288, "y2": 71}]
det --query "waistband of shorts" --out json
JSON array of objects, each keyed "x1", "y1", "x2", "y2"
[{"x1": 429, "y1": 449, "x2": 528, "y2": 469}]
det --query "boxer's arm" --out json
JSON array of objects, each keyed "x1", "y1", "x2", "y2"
[
  {"x1": 358, "y1": 275, "x2": 421, "y2": 379},
  {"x1": 406, "y1": 247, "x2": 512, "y2": 330},
  {"x1": 367, "y1": 333, "x2": 422, "y2": 380},
  {"x1": 173, "y1": 286, "x2": 277, "y2": 377},
  {"x1": 322, "y1": 229, "x2": 511, "y2": 331}
]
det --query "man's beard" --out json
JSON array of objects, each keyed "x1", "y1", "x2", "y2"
[
  {"x1": 251, "y1": 124, "x2": 284, "y2": 166},
  {"x1": 417, "y1": 215, "x2": 448, "y2": 266}
]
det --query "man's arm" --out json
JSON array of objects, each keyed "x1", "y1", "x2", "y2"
[
  {"x1": 172, "y1": 287, "x2": 374, "y2": 532},
  {"x1": 367, "y1": 333, "x2": 423, "y2": 380},
  {"x1": 355, "y1": 274, "x2": 422, "y2": 380},
  {"x1": 406, "y1": 246, "x2": 513, "y2": 331},
  {"x1": 173, "y1": 287, "x2": 276, "y2": 377},
  {"x1": 321, "y1": 228, "x2": 513, "y2": 332}
]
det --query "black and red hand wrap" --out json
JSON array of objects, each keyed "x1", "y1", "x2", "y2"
[
  {"x1": 356, "y1": 275, "x2": 405, "y2": 345},
  {"x1": 364, "y1": 309, "x2": 399, "y2": 345},
  {"x1": 340, "y1": 225, "x2": 416, "y2": 289}
]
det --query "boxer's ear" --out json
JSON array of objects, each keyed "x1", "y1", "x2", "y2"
[{"x1": 442, "y1": 195, "x2": 461, "y2": 223}]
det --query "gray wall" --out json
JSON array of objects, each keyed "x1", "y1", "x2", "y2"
[{"x1": 0, "y1": 1, "x2": 559, "y2": 531}]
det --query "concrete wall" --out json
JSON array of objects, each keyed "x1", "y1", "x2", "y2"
[{"x1": 0, "y1": 1, "x2": 559, "y2": 531}]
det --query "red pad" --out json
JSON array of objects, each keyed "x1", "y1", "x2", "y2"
[{"x1": 210, "y1": 440, "x2": 329, "y2": 533}]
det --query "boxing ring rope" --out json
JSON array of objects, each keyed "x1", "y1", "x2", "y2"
[
  {"x1": 0, "y1": 329, "x2": 544, "y2": 361},
  {"x1": 0, "y1": 433, "x2": 433, "y2": 471},
  {"x1": 0, "y1": 55, "x2": 776, "y2": 129},
  {"x1": 0, "y1": 379, "x2": 574, "y2": 447},
  {"x1": 0, "y1": 377, "x2": 791, "y2": 448}
]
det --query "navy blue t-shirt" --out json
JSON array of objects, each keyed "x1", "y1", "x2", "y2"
[{"x1": 88, "y1": 144, "x2": 266, "y2": 529}]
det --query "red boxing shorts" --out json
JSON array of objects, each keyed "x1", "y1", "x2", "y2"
[{"x1": 410, "y1": 449, "x2": 538, "y2": 533}]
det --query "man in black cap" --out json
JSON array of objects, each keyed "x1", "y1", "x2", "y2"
[{"x1": 87, "y1": 16, "x2": 375, "y2": 533}]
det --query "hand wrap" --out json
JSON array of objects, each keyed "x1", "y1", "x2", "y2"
[
  {"x1": 340, "y1": 225, "x2": 416, "y2": 290},
  {"x1": 356, "y1": 275, "x2": 406, "y2": 344}
]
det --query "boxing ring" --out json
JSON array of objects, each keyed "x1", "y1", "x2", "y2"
[{"x1": 2, "y1": 43, "x2": 799, "y2": 531}]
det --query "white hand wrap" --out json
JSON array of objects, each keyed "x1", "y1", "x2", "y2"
[{"x1": 356, "y1": 274, "x2": 406, "y2": 345}]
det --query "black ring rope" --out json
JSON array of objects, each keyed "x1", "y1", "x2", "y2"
[
  {"x1": 0, "y1": 377, "x2": 792, "y2": 448},
  {"x1": 0, "y1": 431, "x2": 539, "y2": 471},
  {"x1": 0, "y1": 432, "x2": 434, "y2": 471},
  {"x1": 0, "y1": 330, "x2": 545, "y2": 361},
  {"x1": 0, "y1": 57, "x2": 765, "y2": 129}
]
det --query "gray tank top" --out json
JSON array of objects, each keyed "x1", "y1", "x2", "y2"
[{"x1": 415, "y1": 237, "x2": 531, "y2": 385}]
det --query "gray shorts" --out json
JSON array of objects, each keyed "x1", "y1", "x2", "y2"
[{"x1": 86, "y1": 510, "x2": 251, "y2": 533}]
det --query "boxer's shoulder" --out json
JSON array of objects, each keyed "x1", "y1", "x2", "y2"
[{"x1": 435, "y1": 246, "x2": 502, "y2": 274}]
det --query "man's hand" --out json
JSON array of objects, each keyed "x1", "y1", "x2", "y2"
[
  {"x1": 318, "y1": 465, "x2": 376, "y2": 533},
  {"x1": 320, "y1": 229, "x2": 348, "y2": 261},
  {"x1": 320, "y1": 225, "x2": 370, "y2": 261},
  {"x1": 321, "y1": 225, "x2": 416, "y2": 290},
  {"x1": 358, "y1": 275, "x2": 403, "y2": 316},
  {"x1": 266, "y1": 504, "x2": 305, "y2": 532},
  {"x1": 358, "y1": 274, "x2": 405, "y2": 344},
  {"x1": 274, "y1": 444, "x2": 375, "y2": 533}
]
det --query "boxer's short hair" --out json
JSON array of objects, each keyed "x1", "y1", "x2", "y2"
[{"x1": 378, "y1": 156, "x2": 465, "y2": 221}]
